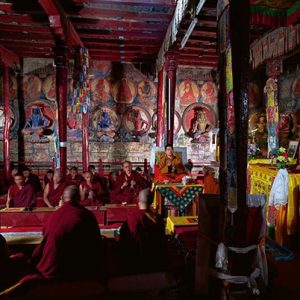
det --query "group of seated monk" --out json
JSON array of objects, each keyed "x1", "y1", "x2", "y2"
[
  {"x1": 0, "y1": 186, "x2": 168, "y2": 292},
  {"x1": 5, "y1": 161, "x2": 152, "y2": 209},
  {"x1": 5, "y1": 144, "x2": 219, "y2": 209}
]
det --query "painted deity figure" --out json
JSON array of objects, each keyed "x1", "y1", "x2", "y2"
[
  {"x1": 254, "y1": 115, "x2": 268, "y2": 156},
  {"x1": 96, "y1": 110, "x2": 116, "y2": 142},
  {"x1": 22, "y1": 107, "x2": 50, "y2": 139},
  {"x1": 127, "y1": 109, "x2": 148, "y2": 135}
]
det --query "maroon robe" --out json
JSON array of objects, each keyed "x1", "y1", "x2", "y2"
[
  {"x1": 80, "y1": 181, "x2": 103, "y2": 206},
  {"x1": 109, "y1": 171, "x2": 148, "y2": 204},
  {"x1": 66, "y1": 174, "x2": 84, "y2": 186},
  {"x1": 26, "y1": 173, "x2": 42, "y2": 192},
  {"x1": 119, "y1": 208, "x2": 166, "y2": 274},
  {"x1": 31, "y1": 201, "x2": 102, "y2": 280},
  {"x1": 47, "y1": 182, "x2": 66, "y2": 207},
  {"x1": 8, "y1": 184, "x2": 37, "y2": 208}
]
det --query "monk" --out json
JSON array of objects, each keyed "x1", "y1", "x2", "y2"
[
  {"x1": 43, "y1": 169, "x2": 54, "y2": 190},
  {"x1": 6, "y1": 173, "x2": 37, "y2": 208},
  {"x1": 110, "y1": 161, "x2": 149, "y2": 204},
  {"x1": 66, "y1": 166, "x2": 84, "y2": 186},
  {"x1": 79, "y1": 171, "x2": 103, "y2": 206},
  {"x1": 155, "y1": 144, "x2": 186, "y2": 183},
  {"x1": 23, "y1": 167, "x2": 42, "y2": 193},
  {"x1": 0, "y1": 234, "x2": 32, "y2": 290},
  {"x1": 118, "y1": 188, "x2": 166, "y2": 274},
  {"x1": 43, "y1": 170, "x2": 66, "y2": 208},
  {"x1": 203, "y1": 166, "x2": 219, "y2": 194},
  {"x1": 31, "y1": 185, "x2": 103, "y2": 280}
]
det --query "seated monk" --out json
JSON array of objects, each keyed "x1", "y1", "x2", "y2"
[
  {"x1": 110, "y1": 161, "x2": 149, "y2": 204},
  {"x1": 23, "y1": 167, "x2": 42, "y2": 193},
  {"x1": 43, "y1": 169, "x2": 54, "y2": 190},
  {"x1": 79, "y1": 171, "x2": 103, "y2": 206},
  {"x1": 43, "y1": 171, "x2": 66, "y2": 208},
  {"x1": 154, "y1": 144, "x2": 186, "y2": 183},
  {"x1": 30, "y1": 185, "x2": 103, "y2": 281},
  {"x1": 0, "y1": 234, "x2": 32, "y2": 291},
  {"x1": 118, "y1": 188, "x2": 166, "y2": 274},
  {"x1": 203, "y1": 166, "x2": 219, "y2": 194},
  {"x1": 66, "y1": 166, "x2": 84, "y2": 186},
  {"x1": 6, "y1": 173, "x2": 37, "y2": 208}
]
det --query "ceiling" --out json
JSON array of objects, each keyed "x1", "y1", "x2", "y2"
[{"x1": 0, "y1": 0, "x2": 298, "y2": 70}]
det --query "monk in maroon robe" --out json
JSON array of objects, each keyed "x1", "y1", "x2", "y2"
[
  {"x1": 43, "y1": 169, "x2": 54, "y2": 190},
  {"x1": 79, "y1": 171, "x2": 103, "y2": 206},
  {"x1": 109, "y1": 161, "x2": 149, "y2": 204},
  {"x1": 6, "y1": 173, "x2": 37, "y2": 208},
  {"x1": 31, "y1": 185, "x2": 103, "y2": 281},
  {"x1": 43, "y1": 171, "x2": 66, "y2": 207},
  {"x1": 23, "y1": 167, "x2": 42, "y2": 193},
  {"x1": 118, "y1": 188, "x2": 166, "y2": 274},
  {"x1": 66, "y1": 166, "x2": 84, "y2": 186}
]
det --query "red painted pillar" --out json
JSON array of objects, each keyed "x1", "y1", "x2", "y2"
[
  {"x1": 156, "y1": 68, "x2": 164, "y2": 146},
  {"x1": 82, "y1": 112, "x2": 89, "y2": 172},
  {"x1": 164, "y1": 52, "x2": 177, "y2": 146},
  {"x1": 55, "y1": 46, "x2": 68, "y2": 179},
  {"x1": 3, "y1": 64, "x2": 10, "y2": 181}
]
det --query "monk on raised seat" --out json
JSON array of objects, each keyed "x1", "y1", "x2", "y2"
[
  {"x1": 79, "y1": 171, "x2": 103, "y2": 206},
  {"x1": 110, "y1": 161, "x2": 149, "y2": 204},
  {"x1": 43, "y1": 171, "x2": 66, "y2": 208},
  {"x1": 6, "y1": 173, "x2": 37, "y2": 208},
  {"x1": 66, "y1": 166, "x2": 84, "y2": 186},
  {"x1": 31, "y1": 185, "x2": 103, "y2": 281},
  {"x1": 23, "y1": 167, "x2": 42, "y2": 193},
  {"x1": 118, "y1": 188, "x2": 166, "y2": 274},
  {"x1": 154, "y1": 144, "x2": 186, "y2": 183}
]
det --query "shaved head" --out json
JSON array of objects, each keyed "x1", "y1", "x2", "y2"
[
  {"x1": 138, "y1": 188, "x2": 153, "y2": 208},
  {"x1": 63, "y1": 185, "x2": 80, "y2": 203}
]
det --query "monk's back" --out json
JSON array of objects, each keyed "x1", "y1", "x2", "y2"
[{"x1": 33, "y1": 202, "x2": 102, "y2": 280}]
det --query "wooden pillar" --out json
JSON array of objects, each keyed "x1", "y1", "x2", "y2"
[
  {"x1": 156, "y1": 68, "x2": 164, "y2": 147},
  {"x1": 82, "y1": 112, "x2": 89, "y2": 172},
  {"x1": 3, "y1": 64, "x2": 10, "y2": 181},
  {"x1": 17, "y1": 58, "x2": 25, "y2": 163},
  {"x1": 164, "y1": 52, "x2": 177, "y2": 146},
  {"x1": 55, "y1": 46, "x2": 68, "y2": 179},
  {"x1": 230, "y1": 0, "x2": 250, "y2": 215},
  {"x1": 230, "y1": 0, "x2": 250, "y2": 246}
]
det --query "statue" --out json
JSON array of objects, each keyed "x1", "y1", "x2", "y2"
[
  {"x1": 22, "y1": 106, "x2": 50, "y2": 142},
  {"x1": 96, "y1": 110, "x2": 116, "y2": 142},
  {"x1": 189, "y1": 108, "x2": 211, "y2": 142},
  {"x1": 254, "y1": 114, "x2": 268, "y2": 156}
]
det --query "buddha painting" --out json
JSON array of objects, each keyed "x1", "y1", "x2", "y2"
[{"x1": 96, "y1": 110, "x2": 116, "y2": 142}]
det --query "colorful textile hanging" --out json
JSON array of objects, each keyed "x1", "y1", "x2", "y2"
[
  {"x1": 264, "y1": 78, "x2": 279, "y2": 154},
  {"x1": 72, "y1": 48, "x2": 91, "y2": 114}
]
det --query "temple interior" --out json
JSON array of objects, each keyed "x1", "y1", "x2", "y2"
[{"x1": 1, "y1": 0, "x2": 300, "y2": 299}]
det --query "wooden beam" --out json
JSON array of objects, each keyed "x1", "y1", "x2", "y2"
[
  {"x1": 72, "y1": 0, "x2": 176, "y2": 6},
  {"x1": 38, "y1": 0, "x2": 83, "y2": 47},
  {"x1": 0, "y1": 44, "x2": 19, "y2": 67}
]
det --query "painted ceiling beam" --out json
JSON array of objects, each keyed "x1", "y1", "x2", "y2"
[
  {"x1": 38, "y1": 0, "x2": 83, "y2": 47},
  {"x1": 77, "y1": 8, "x2": 172, "y2": 21},
  {"x1": 72, "y1": 0, "x2": 176, "y2": 6},
  {"x1": 77, "y1": 31, "x2": 165, "y2": 40},
  {"x1": 0, "y1": 32, "x2": 54, "y2": 41},
  {"x1": 0, "y1": 24, "x2": 52, "y2": 34},
  {"x1": 0, "y1": 44, "x2": 19, "y2": 67},
  {"x1": 82, "y1": 38, "x2": 161, "y2": 46}
]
